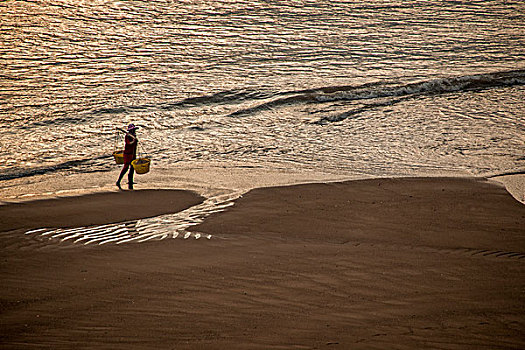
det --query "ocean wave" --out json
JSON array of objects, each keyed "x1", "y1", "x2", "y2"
[
  {"x1": 160, "y1": 89, "x2": 276, "y2": 110},
  {"x1": 91, "y1": 89, "x2": 276, "y2": 115},
  {"x1": 228, "y1": 69, "x2": 525, "y2": 119},
  {"x1": 311, "y1": 97, "x2": 412, "y2": 125},
  {"x1": 0, "y1": 155, "x2": 111, "y2": 182},
  {"x1": 315, "y1": 69, "x2": 525, "y2": 102},
  {"x1": 89, "y1": 70, "x2": 524, "y2": 119}
]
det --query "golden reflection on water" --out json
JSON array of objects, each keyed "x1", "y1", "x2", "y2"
[{"x1": 0, "y1": 1, "x2": 524, "y2": 181}]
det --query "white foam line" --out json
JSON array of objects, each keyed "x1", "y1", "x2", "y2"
[
  {"x1": 73, "y1": 227, "x2": 119, "y2": 243},
  {"x1": 115, "y1": 237, "x2": 140, "y2": 245},
  {"x1": 138, "y1": 225, "x2": 168, "y2": 234},
  {"x1": 131, "y1": 228, "x2": 172, "y2": 241},
  {"x1": 147, "y1": 216, "x2": 172, "y2": 223},
  {"x1": 102, "y1": 226, "x2": 128, "y2": 236},
  {"x1": 98, "y1": 234, "x2": 135, "y2": 245},
  {"x1": 79, "y1": 228, "x2": 125, "y2": 241},
  {"x1": 74, "y1": 225, "x2": 119, "y2": 235},
  {"x1": 65, "y1": 224, "x2": 124, "y2": 239},
  {"x1": 63, "y1": 224, "x2": 120, "y2": 239},
  {"x1": 180, "y1": 221, "x2": 198, "y2": 227},
  {"x1": 52, "y1": 226, "x2": 94, "y2": 238},
  {"x1": 215, "y1": 202, "x2": 235, "y2": 208},
  {"x1": 60, "y1": 226, "x2": 89, "y2": 233},
  {"x1": 217, "y1": 204, "x2": 235, "y2": 210},
  {"x1": 74, "y1": 234, "x2": 107, "y2": 244},
  {"x1": 136, "y1": 223, "x2": 162, "y2": 231},
  {"x1": 25, "y1": 228, "x2": 50, "y2": 235},
  {"x1": 86, "y1": 233, "x2": 130, "y2": 245},
  {"x1": 84, "y1": 231, "x2": 130, "y2": 245},
  {"x1": 61, "y1": 231, "x2": 92, "y2": 241},
  {"x1": 140, "y1": 219, "x2": 154, "y2": 228},
  {"x1": 143, "y1": 227, "x2": 171, "y2": 235},
  {"x1": 51, "y1": 228, "x2": 98, "y2": 238},
  {"x1": 41, "y1": 229, "x2": 62, "y2": 236},
  {"x1": 137, "y1": 234, "x2": 162, "y2": 243},
  {"x1": 63, "y1": 227, "x2": 117, "y2": 242},
  {"x1": 204, "y1": 209, "x2": 229, "y2": 215},
  {"x1": 151, "y1": 218, "x2": 184, "y2": 226},
  {"x1": 116, "y1": 233, "x2": 157, "y2": 245},
  {"x1": 82, "y1": 223, "x2": 116, "y2": 231},
  {"x1": 167, "y1": 222, "x2": 192, "y2": 229},
  {"x1": 186, "y1": 213, "x2": 205, "y2": 220},
  {"x1": 52, "y1": 231, "x2": 75, "y2": 238},
  {"x1": 175, "y1": 214, "x2": 201, "y2": 221}
]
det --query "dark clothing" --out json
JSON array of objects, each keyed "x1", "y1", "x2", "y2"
[
  {"x1": 123, "y1": 135, "x2": 137, "y2": 164},
  {"x1": 117, "y1": 133, "x2": 137, "y2": 189},
  {"x1": 117, "y1": 161, "x2": 135, "y2": 189}
]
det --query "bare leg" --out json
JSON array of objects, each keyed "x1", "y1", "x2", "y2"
[
  {"x1": 116, "y1": 163, "x2": 130, "y2": 189},
  {"x1": 128, "y1": 164, "x2": 135, "y2": 190}
]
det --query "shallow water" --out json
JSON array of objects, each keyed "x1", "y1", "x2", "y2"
[
  {"x1": 21, "y1": 190, "x2": 240, "y2": 246},
  {"x1": 1, "y1": 0, "x2": 524, "y2": 184}
]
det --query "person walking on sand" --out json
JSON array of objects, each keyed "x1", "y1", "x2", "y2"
[{"x1": 116, "y1": 123, "x2": 138, "y2": 190}]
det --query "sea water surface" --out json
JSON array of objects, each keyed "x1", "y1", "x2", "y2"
[{"x1": 1, "y1": 0, "x2": 524, "y2": 184}]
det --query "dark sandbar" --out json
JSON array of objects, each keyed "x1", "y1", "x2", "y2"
[
  {"x1": 195, "y1": 177, "x2": 525, "y2": 251},
  {"x1": 0, "y1": 189, "x2": 204, "y2": 232}
]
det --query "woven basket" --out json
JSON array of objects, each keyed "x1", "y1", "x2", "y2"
[
  {"x1": 113, "y1": 151, "x2": 125, "y2": 164},
  {"x1": 131, "y1": 158, "x2": 151, "y2": 174}
]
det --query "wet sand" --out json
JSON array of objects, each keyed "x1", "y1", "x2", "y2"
[
  {"x1": 0, "y1": 189, "x2": 204, "y2": 232},
  {"x1": 1, "y1": 177, "x2": 524, "y2": 349}
]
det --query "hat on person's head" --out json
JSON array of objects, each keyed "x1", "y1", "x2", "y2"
[{"x1": 127, "y1": 123, "x2": 138, "y2": 131}]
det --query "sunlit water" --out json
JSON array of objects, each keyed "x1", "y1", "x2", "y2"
[
  {"x1": 1, "y1": 0, "x2": 524, "y2": 180},
  {"x1": 1, "y1": 1, "x2": 524, "y2": 243}
]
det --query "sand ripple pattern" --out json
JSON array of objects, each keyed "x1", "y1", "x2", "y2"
[
  {"x1": 338, "y1": 241, "x2": 525, "y2": 261},
  {"x1": 24, "y1": 191, "x2": 242, "y2": 246}
]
